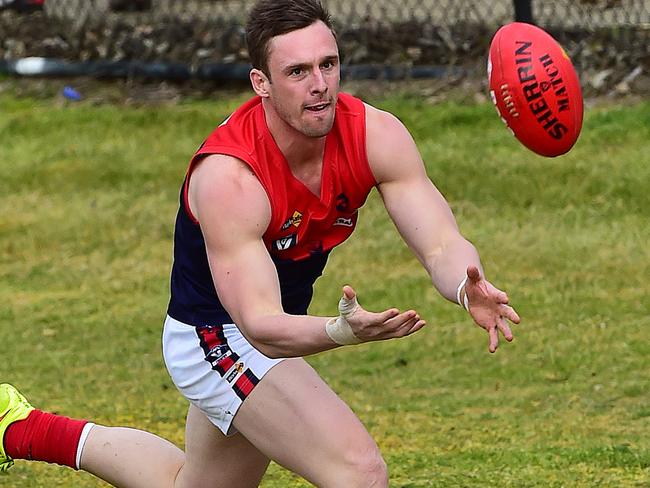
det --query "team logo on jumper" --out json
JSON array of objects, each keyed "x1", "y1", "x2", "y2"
[
  {"x1": 281, "y1": 210, "x2": 303, "y2": 230},
  {"x1": 336, "y1": 193, "x2": 350, "y2": 212},
  {"x1": 226, "y1": 362, "x2": 245, "y2": 383},
  {"x1": 274, "y1": 234, "x2": 297, "y2": 251},
  {"x1": 334, "y1": 217, "x2": 354, "y2": 227}
]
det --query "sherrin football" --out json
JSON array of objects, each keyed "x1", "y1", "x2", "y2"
[{"x1": 488, "y1": 22, "x2": 583, "y2": 157}]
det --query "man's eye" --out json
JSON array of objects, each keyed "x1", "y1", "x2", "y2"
[{"x1": 290, "y1": 68, "x2": 303, "y2": 76}]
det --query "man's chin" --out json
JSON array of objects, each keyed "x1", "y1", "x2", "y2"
[
  {"x1": 302, "y1": 128, "x2": 332, "y2": 138},
  {"x1": 301, "y1": 118, "x2": 335, "y2": 138}
]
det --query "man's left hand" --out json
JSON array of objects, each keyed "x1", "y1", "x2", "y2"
[{"x1": 463, "y1": 265, "x2": 521, "y2": 353}]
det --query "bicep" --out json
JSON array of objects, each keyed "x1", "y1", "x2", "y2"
[
  {"x1": 379, "y1": 176, "x2": 459, "y2": 251},
  {"x1": 208, "y1": 235, "x2": 283, "y2": 328},
  {"x1": 366, "y1": 106, "x2": 460, "y2": 256},
  {"x1": 189, "y1": 155, "x2": 284, "y2": 329}
]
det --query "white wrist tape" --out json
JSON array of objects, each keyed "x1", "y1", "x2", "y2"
[
  {"x1": 456, "y1": 275, "x2": 470, "y2": 311},
  {"x1": 325, "y1": 294, "x2": 362, "y2": 345},
  {"x1": 326, "y1": 316, "x2": 361, "y2": 345}
]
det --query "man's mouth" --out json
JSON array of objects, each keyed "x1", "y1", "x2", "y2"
[{"x1": 304, "y1": 102, "x2": 330, "y2": 113}]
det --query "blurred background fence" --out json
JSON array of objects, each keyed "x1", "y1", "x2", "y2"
[{"x1": 1, "y1": 0, "x2": 649, "y2": 94}]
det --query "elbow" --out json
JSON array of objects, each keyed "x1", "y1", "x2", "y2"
[
  {"x1": 238, "y1": 319, "x2": 287, "y2": 359},
  {"x1": 247, "y1": 337, "x2": 287, "y2": 359},
  {"x1": 255, "y1": 345, "x2": 286, "y2": 359}
]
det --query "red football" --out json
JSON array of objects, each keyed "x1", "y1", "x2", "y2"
[{"x1": 488, "y1": 22, "x2": 583, "y2": 157}]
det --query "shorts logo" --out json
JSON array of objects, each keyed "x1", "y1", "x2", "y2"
[
  {"x1": 281, "y1": 210, "x2": 303, "y2": 230},
  {"x1": 196, "y1": 325, "x2": 240, "y2": 376},
  {"x1": 206, "y1": 344, "x2": 231, "y2": 366},
  {"x1": 334, "y1": 217, "x2": 353, "y2": 227},
  {"x1": 195, "y1": 325, "x2": 261, "y2": 402},
  {"x1": 226, "y1": 362, "x2": 245, "y2": 383},
  {"x1": 274, "y1": 233, "x2": 297, "y2": 251}
]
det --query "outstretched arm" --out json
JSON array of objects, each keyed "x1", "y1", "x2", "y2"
[
  {"x1": 187, "y1": 154, "x2": 425, "y2": 358},
  {"x1": 365, "y1": 104, "x2": 520, "y2": 352}
]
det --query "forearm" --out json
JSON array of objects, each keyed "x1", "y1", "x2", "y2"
[
  {"x1": 378, "y1": 175, "x2": 482, "y2": 305},
  {"x1": 424, "y1": 234, "x2": 483, "y2": 304},
  {"x1": 241, "y1": 313, "x2": 341, "y2": 359}
]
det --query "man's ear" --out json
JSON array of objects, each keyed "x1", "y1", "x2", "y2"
[{"x1": 250, "y1": 68, "x2": 271, "y2": 98}]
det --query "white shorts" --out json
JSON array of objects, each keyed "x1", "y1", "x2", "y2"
[{"x1": 162, "y1": 315, "x2": 285, "y2": 435}]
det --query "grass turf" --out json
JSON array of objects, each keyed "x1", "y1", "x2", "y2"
[{"x1": 1, "y1": 88, "x2": 648, "y2": 487}]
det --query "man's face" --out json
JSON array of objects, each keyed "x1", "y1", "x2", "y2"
[{"x1": 264, "y1": 21, "x2": 340, "y2": 138}]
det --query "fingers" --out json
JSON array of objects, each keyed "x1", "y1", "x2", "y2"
[
  {"x1": 456, "y1": 271, "x2": 521, "y2": 353},
  {"x1": 487, "y1": 314, "x2": 516, "y2": 353},
  {"x1": 502, "y1": 304, "x2": 521, "y2": 324},
  {"x1": 338, "y1": 285, "x2": 425, "y2": 341},
  {"x1": 339, "y1": 285, "x2": 360, "y2": 317},
  {"x1": 466, "y1": 265, "x2": 481, "y2": 283},
  {"x1": 488, "y1": 325, "x2": 499, "y2": 353},
  {"x1": 406, "y1": 318, "x2": 427, "y2": 336},
  {"x1": 497, "y1": 317, "x2": 514, "y2": 342},
  {"x1": 378, "y1": 309, "x2": 426, "y2": 339},
  {"x1": 341, "y1": 285, "x2": 356, "y2": 301},
  {"x1": 383, "y1": 310, "x2": 416, "y2": 329},
  {"x1": 389, "y1": 312, "x2": 426, "y2": 338},
  {"x1": 376, "y1": 307, "x2": 400, "y2": 322}
]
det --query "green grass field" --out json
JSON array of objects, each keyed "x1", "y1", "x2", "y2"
[{"x1": 1, "y1": 86, "x2": 649, "y2": 487}]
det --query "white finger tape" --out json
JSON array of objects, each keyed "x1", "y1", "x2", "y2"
[{"x1": 338, "y1": 294, "x2": 359, "y2": 316}]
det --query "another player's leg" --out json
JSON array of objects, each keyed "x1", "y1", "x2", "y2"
[
  {"x1": 233, "y1": 358, "x2": 389, "y2": 488},
  {"x1": 1, "y1": 381, "x2": 271, "y2": 488},
  {"x1": 80, "y1": 407, "x2": 270, "y2": 488},
  {"x1": 1, "y1": 382, "x2": 188, "y2": 487},
  {"x1": 78, "y1": 424, "x2": 185, "y2": 487},
  {"x1": 81, "y1": 400, "x2": 274, "y2": 488}
]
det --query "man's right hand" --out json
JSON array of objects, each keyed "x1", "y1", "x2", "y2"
[{"x1": 339, "y1": 285, "x2": 426, "y2": 342}]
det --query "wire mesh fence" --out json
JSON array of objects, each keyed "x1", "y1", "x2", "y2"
[
  {"x1": 1, "y1": 0, "x2": 649, "y2": 92},
  {"x1": 34, "y1": 0, "x2": 650, "y2": 28}
]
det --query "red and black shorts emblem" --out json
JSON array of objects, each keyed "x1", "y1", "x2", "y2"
[
  {"x1": 195, "y1": 324, "x2": 260, "y2": 401},
  {"x1": 196, "y1": 325, "x2": 240, "y2": 376}
]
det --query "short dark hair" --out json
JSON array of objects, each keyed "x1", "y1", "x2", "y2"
[{"x1": 246, "y1": 0, "x2": 334, "y2": 77}]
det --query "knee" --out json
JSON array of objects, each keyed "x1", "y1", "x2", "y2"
[{"x1": 339, "y1": 443, "x2": 389, "y2": 487}]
